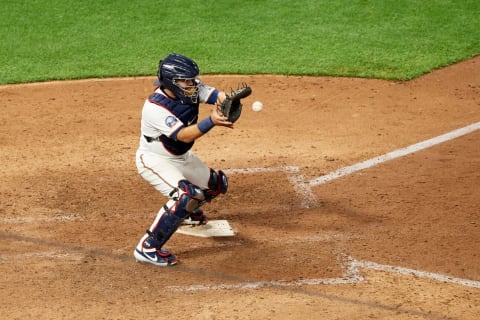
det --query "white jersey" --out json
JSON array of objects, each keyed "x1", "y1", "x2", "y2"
[{"x1": 138, "y1": 82, "x2": 218, "y2": 156}]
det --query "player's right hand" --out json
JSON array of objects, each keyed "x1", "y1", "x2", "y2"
[{"x1": 211, "y1": 106, "x2": 233, "y2": 128}]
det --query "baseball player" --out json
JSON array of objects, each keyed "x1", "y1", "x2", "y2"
[{"x1": 133, "y1": 53, "x2": 233, "y2": 266}]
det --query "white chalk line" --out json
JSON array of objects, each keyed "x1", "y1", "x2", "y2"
[
  {"x1": 287, "y1": 173, "x2": 319, "y2": 208},
  {"x1": 309, "y1": 121, "x2": 480, "y2": 186},
  {"x1": 224, "y1": 166, "x2": 318, "y2": 208},
  {"x1": 7, "y1": 123, "x2": 477, "y2": 221},
  {"x1": 3, "y1": 123, "x2": 478, "y2": 286},
  {"x1": 0, "y1": 214, "x2": 81, "y2": 223},
  {"x1": 167, "y1": 256, "x2": 480, "y2": 292},
  {"x1": 352, "y1": 259, "x2": 480, "y2": 289},
  {"x1": 0, "y1": 251, "x2": 85, "y2": 263},
  {"x1": 224, "y1": 166, "x2": 299, "y2": 174},
  {"x1": 222, "y1": 122, "x2": 480, "y2": 206}
]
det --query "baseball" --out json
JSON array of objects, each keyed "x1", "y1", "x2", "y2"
[{"x1": 252, "y1": 101, "x2": 263, "y2": 112}]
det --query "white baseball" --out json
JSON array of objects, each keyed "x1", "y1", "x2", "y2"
[{"x1": 252, "y1": 101, "x2": 263, "y2": 112}]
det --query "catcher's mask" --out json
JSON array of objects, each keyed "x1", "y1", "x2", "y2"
[{"x1": 157, "y1": 53, "x2": 200, "y2": 104}]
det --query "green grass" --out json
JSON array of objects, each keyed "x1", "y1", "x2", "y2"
[{"x1": 0, "y1": 0, "x2": 479, "y2": 84}]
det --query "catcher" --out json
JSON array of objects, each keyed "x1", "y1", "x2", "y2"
[{"x1": 133, "y1": 53, "x2": 251, "y2": 266}]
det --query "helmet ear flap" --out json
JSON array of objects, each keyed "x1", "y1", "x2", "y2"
[{"x1": 158, "y1": 59, "x2": 164, "y2": 82}]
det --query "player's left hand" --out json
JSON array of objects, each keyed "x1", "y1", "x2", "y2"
[{"x1": 218, "y1": 84, "x2": 252, "y2": 123}]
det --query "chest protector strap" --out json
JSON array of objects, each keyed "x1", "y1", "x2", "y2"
[{"x1": 148, "y1": 93, "x2": 199, "y2": 126}]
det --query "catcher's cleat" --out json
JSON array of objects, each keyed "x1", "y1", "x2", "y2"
[{"x1": 134, "y1": 248, "x2": 177, "y2": 267}]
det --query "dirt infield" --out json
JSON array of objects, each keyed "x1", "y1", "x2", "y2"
[{"x1": 1, "y1": 56, "x2": 479, "y2": 319}]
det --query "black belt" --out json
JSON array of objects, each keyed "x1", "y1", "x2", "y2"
[{"x1": 144, "y1": 135, "x2": 161, "y2": 143}]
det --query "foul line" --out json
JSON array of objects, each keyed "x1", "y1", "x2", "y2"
[{"x1": 310, "y1": 121, "x2": 480, "y2": 186}]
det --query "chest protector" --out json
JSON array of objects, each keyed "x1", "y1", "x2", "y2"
[{"x1": 149, "y1": 92, "x2": 200, "y2": 155}]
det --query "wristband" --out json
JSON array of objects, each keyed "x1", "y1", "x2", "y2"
[
  {"x1": 207, "y1": 89, "x2": 219, "y2": 105},
  {"x1": 197, "y1": 116, "x2": 215, "y2": 133}
]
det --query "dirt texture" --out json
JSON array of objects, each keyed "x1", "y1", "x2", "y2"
[{"x1": 1, "y1": 56, "x2": 479, "y2": 320}]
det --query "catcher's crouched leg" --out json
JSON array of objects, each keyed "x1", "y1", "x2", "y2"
[
  {"x1": 205, "y1": 168, "x2": 228, "y2": 201},
  {"x1": 134, "y1": 180, "x2": 205, "y2": 266},
  {"x1": 184, "y1": 169, "x2": 228, "y2": 225}
]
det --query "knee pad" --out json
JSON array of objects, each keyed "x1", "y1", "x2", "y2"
[
  {"x1": 177, "y1": 179, "x2": 205, "y2": 215},
  {"x1": 205, "y1": 169, "x2": 228, "y2": 201}
]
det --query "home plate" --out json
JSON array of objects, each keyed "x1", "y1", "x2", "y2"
[{"x1": 177, "y1": 220, "x2": 235, "y2": 238}]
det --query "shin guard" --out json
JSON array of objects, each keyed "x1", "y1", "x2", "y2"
[{"x1": 145, "y1": 180, "x2": 205, "y2": 250}]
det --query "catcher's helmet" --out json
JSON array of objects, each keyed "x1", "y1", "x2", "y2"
[{"x1": 157, "y1": 53, "x2": 200, "y2": 104}]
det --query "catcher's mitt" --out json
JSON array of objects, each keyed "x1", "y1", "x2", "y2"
[{"x1": 219, "y1": 84, "x2": 252, "y2": 123}]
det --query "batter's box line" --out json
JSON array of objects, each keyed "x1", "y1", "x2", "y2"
[
  {"x1": 0, "y1": 214, "x2": 81, "y2": 224},
  {"x1": 223, "y1": 166, "x2": 318, "y2": 208},
  {"x1": 0, "y1": 251, "x2": 85, "y2": 263},
  {"x1": 166, "y1": 255, "x2": 480, "y2": 292},
  {"x1": 224, "y1": 122, "x2": 480, "y2": 208}
]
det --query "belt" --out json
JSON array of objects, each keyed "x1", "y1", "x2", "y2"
[{"x1": 143, "y1": 135, "x2": 161, "y2": 143}]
